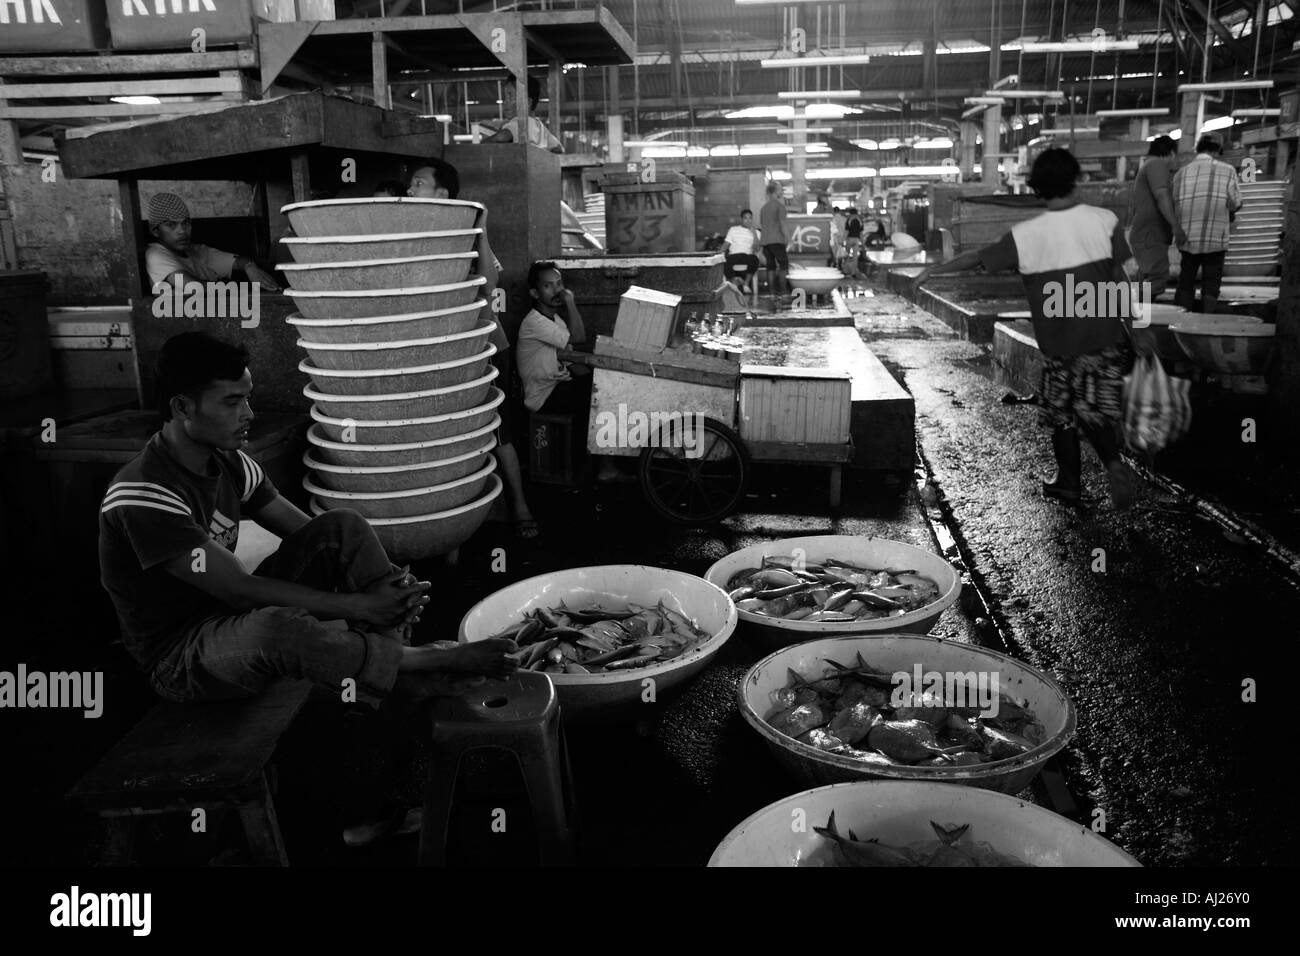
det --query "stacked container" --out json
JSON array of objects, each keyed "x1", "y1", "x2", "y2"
[
  {"x1": 1225, "y1": 180, "x2": 1288, "y2": 278},
  {"x1": 281, "y1": 197, "x2": 503, "y2": 562}
]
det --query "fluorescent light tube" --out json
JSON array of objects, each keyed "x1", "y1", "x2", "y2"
[
  {"x1": 777, "y1": 90, "x2": 861, "y2": 100},
  {"x1": 1179, "y1": 80, "x2": 1273, "y2": 91},
  {"x1": 1020, "y1": 40, "x2": 1140, "y2": 53},
  {"x1": 987, "y1": 90, "x2": 1066, "y2": 99},
  {"x1": 760, "y1": 54, "x2": 873, "y2": 68}
]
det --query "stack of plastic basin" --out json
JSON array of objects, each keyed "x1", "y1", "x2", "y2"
[{"x1": 281, "y1": 197, "x2": 503, "y2": 561}]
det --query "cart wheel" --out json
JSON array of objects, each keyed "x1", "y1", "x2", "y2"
[{"x1": 638, "y1": 417, "x2": 750, "y2": 524}]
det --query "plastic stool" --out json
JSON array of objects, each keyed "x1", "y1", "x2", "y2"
[{"x1": 418, "y1": 671, "x2": 577, "y2": 866}]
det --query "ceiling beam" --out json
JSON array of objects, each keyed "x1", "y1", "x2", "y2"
[{"x1": 1183, "y1": 0, "x2": 1255, "y2": 65}]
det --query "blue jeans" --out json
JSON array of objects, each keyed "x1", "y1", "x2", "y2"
[{"x1": 150, "y1": 510, "x2": 404, "y2": 708}]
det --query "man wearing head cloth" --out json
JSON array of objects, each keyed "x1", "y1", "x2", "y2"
[{"x1": 145, "y1": 192, "x2": 281, "y2": 292}]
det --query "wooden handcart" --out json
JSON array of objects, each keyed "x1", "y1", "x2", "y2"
[{"x1": 561, "y1": 337, "x2": 854, "y2": 524}]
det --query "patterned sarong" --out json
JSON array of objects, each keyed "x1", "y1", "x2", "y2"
[{"x1": 1037, "y1": 345, "x2": 1131, "y2": 431}]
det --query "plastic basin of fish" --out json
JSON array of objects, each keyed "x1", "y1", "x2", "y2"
[
  {"x1": 280, "y1": 229, "x2": 481, "y2": 264},
  {"x1": 788, "y1": 269, "x2": 843, "y2": 296},
  {"x1": 287, "y1": 301, "x2": 486, "y2": 346},
  {"x1": 281, "y1": 197, "x2": 483, "y2": 238},
  {"x1": 304, "y1": 437, "x2": 495, "y2": 494},
  {"x1": 297, "y1": 320, "x2": 494, "y2": 372},
  {"x1": 284, "y1": 276, "x2": 486, "y2": 321},
  {"x1": 304, "y1": 457, "x2": 496, "y2": 519},
  {"x1": 280, "y1": 253, "x2": 479, "y2": 293},
  {"x1": 304, "y1": 366, "x2": 498, "y2": 421},
  {"x1": 309, "y1": 474, "x2": 501, "y2": 563},
  {"x1": 310, "y1": 387, "x2": 503, "y2": 445},
  {"x1": 459, "y1": 565, "x2": 738, "y2": 721},
  {"x1": 306, "y1": 418, "x2": 499, "y2": 468},
  {"x1": 1171, "y1": 318, "x2": 1275, "y2": 376},
  {"x1": 704, "y1": 535, "x2": 961, "y2": 651},
  {"x1": 299, "y1": 344, "x2": 496, "y2": 396},
  {"x1": 708, "y1": 780, "x2": 1140, "y2": 866},
  {"x1": 738, "y1": 634, "x2": 1076, "y2": 795}
]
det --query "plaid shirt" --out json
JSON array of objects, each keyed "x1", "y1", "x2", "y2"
[{"x1": 1172, "y1": 154, "x2": 1243, "y2": 254}]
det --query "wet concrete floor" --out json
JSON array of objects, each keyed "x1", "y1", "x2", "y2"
[{"x1": 847, "y1": 290, "x2": 1298, "y2": 867}]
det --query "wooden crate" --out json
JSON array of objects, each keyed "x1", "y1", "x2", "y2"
[
  {"x1": 528, "y1": 412, "x2": 577, "y2": 486},
  {"x1": 612, "y1": 285, "x2": 681, "y2": 350},
  {"x1": 738, "y1": 366, "x2": 851, "y2": 446},
  {"x1": 0, "y1": 0, "x2": 110, "y2": 53},
  {"x1": 108, "y1": 0, "x2": 256, "y2": 51},
  {"x1": 254, "y1": 0, "x2": 335, "y2": 21},
  {"x1": 48, "y1": 307, "x2": 137, "y2": 390},
  {"x1": 693, "y1": 168, "x2": 766, "y2": 249},
  {"x1": 554, "y1": 253, "x2": 725, "y2": 340},
  {"x1": 604, "y1": 174, "x2": 696, "y2": 255}
]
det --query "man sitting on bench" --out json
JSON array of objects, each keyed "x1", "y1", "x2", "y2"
[
  {"x1": 98, "y1": 332, "x2": 518, "y2": 711},
  {"x1": 517, "y1": 261, "x2": 623, "y2": 483}
]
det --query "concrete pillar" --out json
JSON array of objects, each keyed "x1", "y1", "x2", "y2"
[
  {"x1": 791, "y1": 115, "x2": 807, "y2": 209},
  {"x1": 1273, "y1": 138, "x2": 1291, "y2": 179},
  {"x1": 371, "y1": 32, "x2": 390, "y2": 110},
  {"x1": 982, "y1": 105, "x2": 1001, "y2": 186},
  {"x1": 547, "y1": 60, "x2": 562, "y2": 144},
  {"x1": 607, "y1": 114, "x2": 625, "y2": 164},
  {"x1": 605, "y1": 66, "x2": 623, "y2": 163},
  {"x1": 1180, "y1": 93, "x2": 1202, "y2": 150},
  {"x1": 959, "y1": 121, "x2": 979, "y2": 179}
]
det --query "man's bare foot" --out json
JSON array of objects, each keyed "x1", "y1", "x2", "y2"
[
  {"x1": 392, "y1": 672, "x2": 487, "y2": 708},
  {"x1": 401, "y1": 637, "x2": 519, "y2": 678}
]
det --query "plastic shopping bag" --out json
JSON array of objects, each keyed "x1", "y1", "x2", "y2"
[{"x1": 1123, "y1": 356, "x2": 1192, "y2": 454}]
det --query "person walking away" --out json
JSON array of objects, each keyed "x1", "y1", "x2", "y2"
[
  {"x1": 721, "y1": 209, "x2": 762, "y2": 299},
  {"x1": 759, "y1": 182, "x2": 791, "y2": 300},
  {"x1": 1172, "y1": 134, "x2": 1243, "y2": 315},
  {"x1": 407, "y1": 159, "x2": 541, "y2": 540},
  {"x1": 1128, "y1": 136, "x2": 1185, "y2": 300},
  {"x1": 144, "y1": 192, "x2": 281, "y2": 293},
  {"x1": 516, "y1": 261, "x2": 621, "y2": 482},
  {"x1": 845, "y1": 207, "x2": 864, "y2": 243},
  {"x1": 913, "y1": 148, "x2": 1144, "y2": 511}
]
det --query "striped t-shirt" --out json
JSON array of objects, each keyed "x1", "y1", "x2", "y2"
[
  {"x1": 978, "y1": 203, "x2": 1131, "y2": 358},
  {"x1": 99, "y1": 432, "x2": 278, "y2": 669}
]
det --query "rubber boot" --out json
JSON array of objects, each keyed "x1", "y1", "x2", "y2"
[
  {"x1": 1200, "y1": 293, "x2": 1219, "y2": 316},
  {"x1": 1042, "y1": 426, "x2": 1082, "y2": 503},
  {"x1": 1083, "y1": 422, "x2": 1137, "y2": 511}
]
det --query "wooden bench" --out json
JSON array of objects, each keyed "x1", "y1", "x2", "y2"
[{"x1": 67, "y1": 679, "x2": 313, "y2": 866}]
